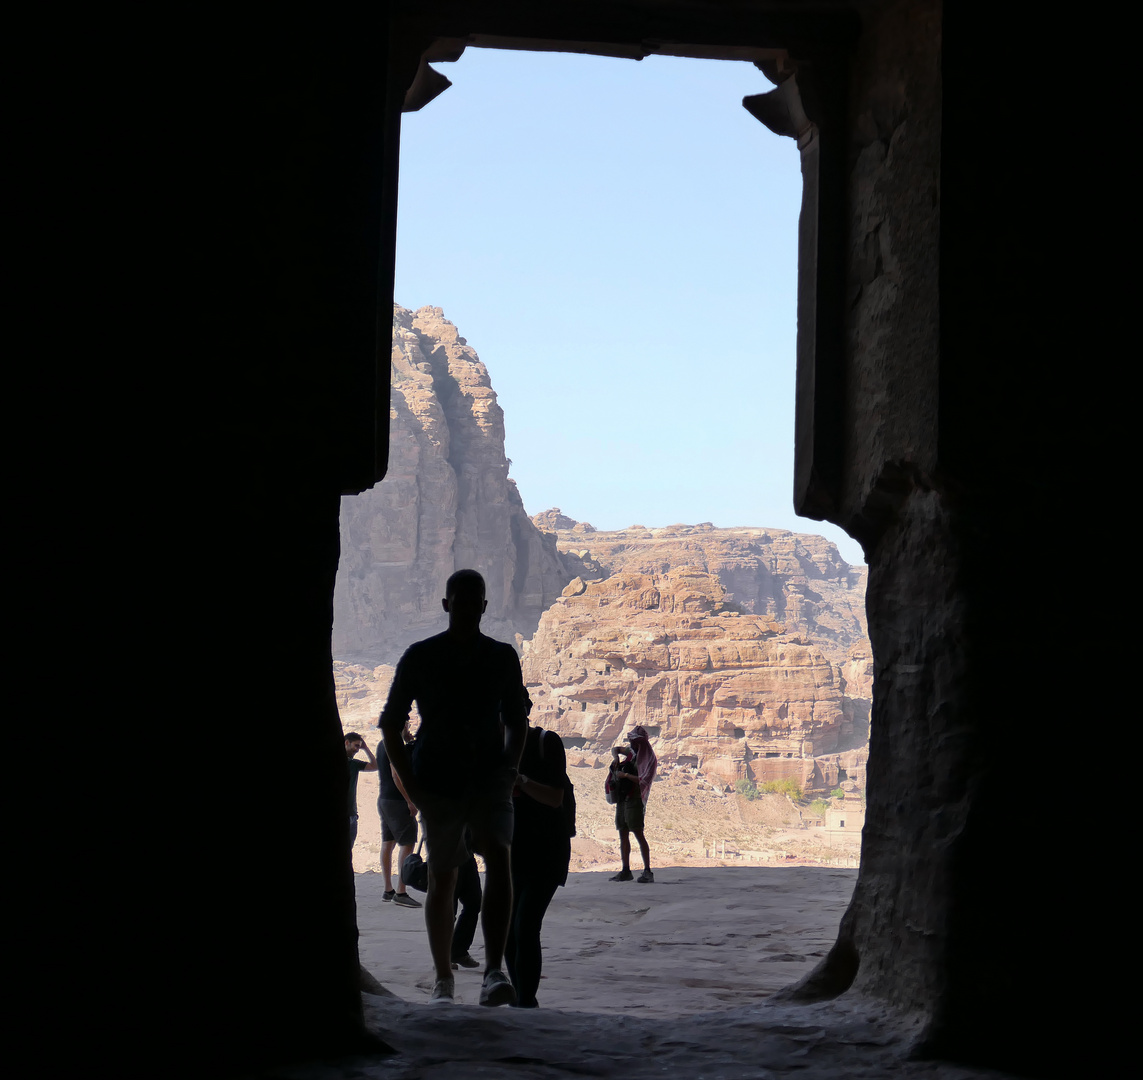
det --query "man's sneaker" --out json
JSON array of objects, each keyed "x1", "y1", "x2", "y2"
[
  {"x1": 453, "y1": 952, "x2": 480, "y2": 969},
  {"x1": 479, "y1": 969, "x2": 517, "y2": 1007},
  {"x1": 382, "y1": 890, "x2": 395, "y2": 902},
  {"x1": 429, "y1": 976, "x2": 455, "y2": 1004},
  {"x1": 393, "y1": 892, "x2": 421, "y2": 908},
  {"x1": 637, "y1": 869, "x2": 654, "y2": 883},
  {"x1": 609, "y1": 870, "x2": 634, "y2": 882}
]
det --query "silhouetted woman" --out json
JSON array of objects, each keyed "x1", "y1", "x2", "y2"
[{"x1": 506, "y1": 723, "x2": 571, "y2": 1008}]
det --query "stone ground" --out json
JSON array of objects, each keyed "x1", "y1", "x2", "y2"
[
  {"x1": 357, "y1": 866, "x2": 857, "y2": 1011},
  {"x1": 243, "y1": 867, "x2": 1015, "y2": 1079}
]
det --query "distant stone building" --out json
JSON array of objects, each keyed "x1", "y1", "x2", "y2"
[{"x1": 827, "y1": 803, "x2": 865, "y2": 833}]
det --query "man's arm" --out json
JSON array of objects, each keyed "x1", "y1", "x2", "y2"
[
  {"x1": 519, "y1": 731, "x2": 565, "y2": 806},
  {"x1": 380, "y1": 724, "x2": 421, "y2": 808},
  {"x1": 500, "y1": 656, "x2": 528, "y2": 772},
  {"x1": 516, "y1": 773, "x2": 564, "y2": 807},
  {"x1": 390, "y1": 764, "x2": 416, "y2": 815},
  {"x1": 379, "y1": 656, "x2": 422, "y2": 806},
  {"x1": 358, "y1": 741, "x2": 378, "y2": 772}
]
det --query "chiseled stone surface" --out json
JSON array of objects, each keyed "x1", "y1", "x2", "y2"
[
  {"x1": 267, "y1": 998, "x2": 1008, "y2": 1080},
  {"x1": 333, "y1": 306, "x2": 571, "y2": 662},
  {"x1": 522, "y1": 563, "x2": 870, "y2": 794}
]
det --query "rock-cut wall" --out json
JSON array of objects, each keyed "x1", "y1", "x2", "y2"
[
  {"x1": 333, "y1": 305, "x2": 571, "y2": 662},
  {"x1": 522, "y1": 563, "x2": 870, "y2": 795}
]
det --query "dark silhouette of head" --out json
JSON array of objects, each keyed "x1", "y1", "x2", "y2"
[
  {"x1": 445, "y1": 568, "x2": 486, "y2": 601},
  {"x1": 442, "y1": 568, "x2": 487, "y2": 637}
]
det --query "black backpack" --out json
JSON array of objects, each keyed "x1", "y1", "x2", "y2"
[
  {"x1": 537, "y1": 728, "x2": 576, "y2": 839},
  {"x1": 401, "y1": 838, "x2": 428, "y2": 893}
]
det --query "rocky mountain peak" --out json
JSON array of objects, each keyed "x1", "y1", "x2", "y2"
[{"x1": 332, "y1": 306, "x2": 571, "y2": 662}]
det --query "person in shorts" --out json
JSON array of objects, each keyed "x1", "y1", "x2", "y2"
[
  {"x1": 606, "y1": 725, "x2": 657, "y2": 883},
  {"x1": 376, "y1": 729, "x2": 421, "y2": 908},
  {"x1": 379, "y1": 569, "x2": 527, "y2": 1007}
]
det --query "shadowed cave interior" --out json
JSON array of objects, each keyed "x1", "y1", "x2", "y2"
[{"x1": 133, "y1": 2, "x2": 1098, "y2": 1077}]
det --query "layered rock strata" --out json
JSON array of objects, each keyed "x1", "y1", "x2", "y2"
[
  {"x1": 333, "y1": 306, "x2": 571, "y2": 662},
  {"x1": 534, "y1": 513, "x2": 869, "y2": 672},
  {"x1": 522, "y1": 566, "x2": 869, "y2": 794}
]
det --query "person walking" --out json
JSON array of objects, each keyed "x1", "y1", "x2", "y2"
[
  {"x1": 379, "y1": 569, "x2": 527, "y2": 1007},
  {"x1": 506, "y1": 722, "x2": 572, "y2": 1008}
]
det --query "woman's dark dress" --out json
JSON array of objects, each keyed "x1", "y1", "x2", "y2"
[{"x1": 506, "y1": 726, "x2": 571, "y2": 1008}]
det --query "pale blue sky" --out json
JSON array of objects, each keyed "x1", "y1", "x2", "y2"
[{"x1": 394, "y1": 47, "x2": 865, "y2": 566}]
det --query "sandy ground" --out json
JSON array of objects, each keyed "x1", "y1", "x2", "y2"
[
  {"x1": 251, "y1": 866, "x2": 1011, "y2": 1079},
  {"x1": 352, "y1": 760, "x2": 863, "y2": 877}
]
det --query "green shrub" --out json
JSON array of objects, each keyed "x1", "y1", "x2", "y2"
[
  {"x1": 735, "y1": 779, "x2": 759, "y2": 801},
  {"x1": 809, "y1": 799, "x2": 830, "y2": 818},
  {"x1": 830, "y1": 787, "x2": 846, "y2": 800},
  {"x1": 759, "y1": 777, "x2": 804, "y2": 801}
]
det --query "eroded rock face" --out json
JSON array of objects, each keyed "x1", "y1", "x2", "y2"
[
  {"x1": 333, "y1": 306, "x2": 571, "y2": 662},
  {"x1": 534, "y1": 515, "x2": 869, "y2": 672},
  {"x1": 522, "y1": 566, "x2": 869, "y2": 793}
]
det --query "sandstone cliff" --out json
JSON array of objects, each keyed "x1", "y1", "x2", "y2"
[
  {"x1": 332, "y1": 312, "x2": 871, "y2": 797},
  {"x1": 333, "y1": 306, "x2": 571, "y2": 662},
  {"x1": 536, "y1": 514, "x2": 869, "y2": 672},
  {"x1": 522, "y1": 516, "x2": 871, "y2": 794}
]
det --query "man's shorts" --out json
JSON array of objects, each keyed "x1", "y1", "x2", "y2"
[
  {"x1": 378, "y1": 798, "x2": 418, "y2": 846},
  {"x1": 417, "y1": 770, "x2": 515, "y2": 873},
  {"x1": 615, "y1": 795, "x2": 645, "y2": 833}
]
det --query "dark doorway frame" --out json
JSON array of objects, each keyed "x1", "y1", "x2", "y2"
[{"x1": 355, "y1": 3, "x2": 860, "y2": 537}]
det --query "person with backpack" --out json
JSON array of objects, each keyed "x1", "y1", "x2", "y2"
[
  {"x1": 506, "y1": 718, "x2": 573, "y2": 1008},
  {"x1": 605, "y1": 725, "x2": 658, "y2": 883}
]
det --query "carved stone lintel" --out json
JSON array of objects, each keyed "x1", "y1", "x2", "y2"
[
  {"x1": 742, "y1": 73, "x2": 814, "y2": 150},
  {"x1": 404, "y1": 59, "x2": 453, "y2": 112},
  {"x1": 402, "y1": 38, "x2": 468, "y2": 112}
]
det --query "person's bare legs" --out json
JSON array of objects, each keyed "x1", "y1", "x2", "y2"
[
  {"x1": 396, "y1": 841, "x2": 414, "y2": 892},
  {"x1": 633, "y1": 828, "x2": 651, "y2": 872},
  {"x1": 478, "y1": 841, "x2": 512, "y2": 972},
  {"x1": 425, "y1": 865, "x2": 458, "y2": 981},
  {"x1": 381, "y1": 839, "x2": 396, "y2": 892},
  {"x1": 618, "y1": 828, "x2": 632, "y2": 871}
]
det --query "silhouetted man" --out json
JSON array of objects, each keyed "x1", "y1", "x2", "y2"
[
  {"x1": 344, "y1": 732, "x2": 378, "y2": 853},
  {"x1": 379, "y1": 569, "x2": 526, "y2": 1006}
]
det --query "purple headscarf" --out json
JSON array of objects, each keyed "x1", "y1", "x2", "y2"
[{"x1": 627, "y1": 725, "x2": 658, "y2": 805}]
